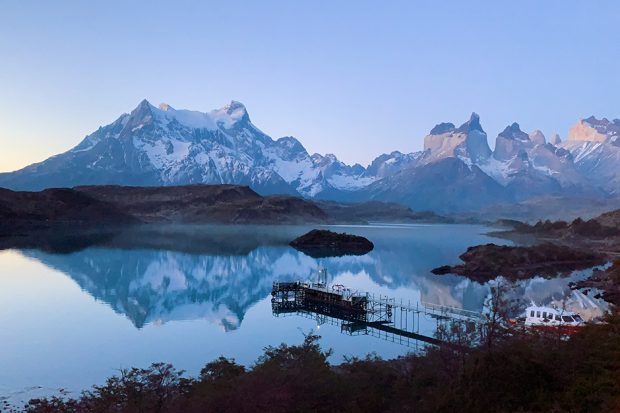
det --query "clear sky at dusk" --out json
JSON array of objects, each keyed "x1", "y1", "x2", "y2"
[{"x1": 1, "y1": 0, "x2": 619, "y2": 172}]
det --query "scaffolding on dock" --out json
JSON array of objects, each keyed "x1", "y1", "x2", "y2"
[{"x1": 271, "y1": 279, "x2": 484, "y2": 348}]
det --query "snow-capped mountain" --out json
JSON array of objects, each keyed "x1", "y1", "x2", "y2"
[
  {"x1": 0, "y1": 99, "x2": 373, "y2": 197},
  {"x1": 476, "y1": 123, "x2": 593, "y2": 200},
  {"x1": 357, "y1": 115, "x2": 597, "y2": 211},
  {"x1": 1, "y1": 99, "x2": 619, "y2": 215},
  {"x1": 561, "y1": 116, "x2": 620, "y2": 195},
  {"x1": 358, "y1": 157, "x2": 511, "y2": 213},
  {"x1": 363, "y1": 151, "x2": 424, "y2": 179}
]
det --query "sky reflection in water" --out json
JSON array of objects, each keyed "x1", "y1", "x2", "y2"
[{"x1": 0, "y1": 224, "x2": 607, "y2": 400}]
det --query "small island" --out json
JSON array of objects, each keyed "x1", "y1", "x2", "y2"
[
  {"x1": 431, "y1": 243, "x2": 606, "y2": 282},
  {"x1": 290, "y1": 229, "x2": 374, "y2": 258}
]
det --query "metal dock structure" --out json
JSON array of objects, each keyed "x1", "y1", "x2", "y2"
[{"x1": 271, "y1": 280, "x2": 484, "y2": 348}]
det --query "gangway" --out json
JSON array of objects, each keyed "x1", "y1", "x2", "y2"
[{"x1": 271, "y1": 280, "x2": 484, "y2": 349}]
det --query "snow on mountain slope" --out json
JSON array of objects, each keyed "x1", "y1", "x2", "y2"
[
  {"x1": 359, "y1": 157, "x2": 511, "y2": 213},
  {"x1": 364, "y1": 150, "x2": 425, "y2": 179},
  {"x1": 0, "y1": 99, "x2": 374, "y2": 197},
  {"x1": 421, "y1": 113, "x2": 492, "y2": 166},
  {"x1": 1, "y1": 101, "x2": 619, "y2": 213},
  {"x1": 476, "y1": 123, "x2": 593, "y2": 199},
  {"x1": 562, "y1": 116, "x2": 620, "y2": 194},
  {"x1": 261, "y1": 136, "x2": 375, "y2": 197}
]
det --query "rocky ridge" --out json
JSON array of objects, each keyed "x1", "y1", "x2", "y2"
[{"x1": 1, "y1": 100, "x2": 620, "y2": 216}]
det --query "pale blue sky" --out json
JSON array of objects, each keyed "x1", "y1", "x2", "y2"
[{"x1": 1, "y1": 0, "x2": 619, "y2": 171}]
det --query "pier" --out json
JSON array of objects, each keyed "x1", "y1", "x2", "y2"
[{"x1": 271, "y1": 279, "x2": 484, "y2": 348}]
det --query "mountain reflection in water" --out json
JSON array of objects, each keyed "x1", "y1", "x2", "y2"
[
  {"x1": 14, "y1": 224, "x2": 606, "y2": 332},
  {"x1": 0, "y1": 223, "x2": 610, "y2": 403},
  {"x1": 16, "y1": 224, "x2": 489, "y2": 330}
]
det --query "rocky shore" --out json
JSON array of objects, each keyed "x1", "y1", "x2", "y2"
[
  {"x1": 432, "y1": 243, "x2": 606, "y2": 282},
  {"x1": 574, "y1": 259, "x2": 620, "y2": 306},
  {"x1": 434, "y1": 208, "x2": 620, "y2": 308}
]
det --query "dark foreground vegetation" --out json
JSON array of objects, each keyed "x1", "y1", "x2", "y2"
[{"x1": 18, "y1": 311, "x2": 620, "y2": 413}]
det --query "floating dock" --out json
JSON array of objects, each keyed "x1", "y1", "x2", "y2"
[{"x1": 271, "y1": 280, "x2": 484, "y2": 348}]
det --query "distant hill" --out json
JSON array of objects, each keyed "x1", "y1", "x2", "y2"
[
  {"x1": 0, "y1": 185, "x2": 328, "y2": 232},
  {"x1": 0, "y1": 184, "x2": 454, "y2": 236}
]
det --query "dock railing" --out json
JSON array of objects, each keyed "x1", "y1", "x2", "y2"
[{"x1": 421, "y1": 301, "x2": 485, "y2": 321}]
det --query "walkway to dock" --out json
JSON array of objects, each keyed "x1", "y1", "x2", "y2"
[{"x1": 271, "y1": 281, "x2": 484, "y2": 348}]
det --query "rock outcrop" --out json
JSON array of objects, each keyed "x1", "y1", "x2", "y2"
[
  {"x1": 567, "y1": 116, "x2": 620, "y2": 142},
  {"x1": 432, "y1": 243, "x2": 605, "y2": 282},
  {"x1": 422, "y1": 112, "x2": 491, "y2": 165},
  {"x1": 529, "y1": 130, "x2": 546, "y2": 145},
  {"x1": 289, "y1": 229, "x2": 374, "y2": 258}
]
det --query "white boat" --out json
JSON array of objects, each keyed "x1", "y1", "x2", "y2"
[{"x1": 523, "y1": 305, "x2": 584, "y2": 331}]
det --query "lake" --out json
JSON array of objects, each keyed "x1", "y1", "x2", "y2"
[{"x1": 0, "y1": 223, "x2": 607, "y2": 403}]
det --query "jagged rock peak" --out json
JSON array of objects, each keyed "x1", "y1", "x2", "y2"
[
  {"x1": 126, "y1": 99, "x2": 155, "y2": 126},
  {"x1": 131, "y1": 98, "x2": 153, "y2": 114},
  {"x1": 423, "y1": 113, "x2": 490, "y2": 163},
  {"x1": 225, "y1": 100, "x2": 246, "y2": 112},
  {"x1": 429, "y1": 122, "x2": 456, "y2": 135},
  {"x1": 529, "y1": 130, "x2": 546, "y2": 145},
  {"x1": 499, "y1": 122, "x2": 529, "y2": 141},
  {"x1": 137, "y1": 98, "x2": 151, "y2": 107},
  {"x1": 220, "y1": 100, "x2": 250, "y2": 123},
  {"x1": 456, "y1": 112, "x2": 484, "y2": 133},
  {"x1": 568, "y1": 116, "x2": 620, "y2": 142},
  {"x1": 492, "y1": 122, "x2": 533, "y2": 162},
  {"x1": 550, "y1": 133, "x2": 562, "y2": 145}
]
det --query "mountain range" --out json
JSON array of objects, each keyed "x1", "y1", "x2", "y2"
[{"x1": 2, "y1": 99, "x2": 619, "y2": 217}]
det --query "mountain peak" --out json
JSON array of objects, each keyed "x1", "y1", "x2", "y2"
[
  {"x1": 423, "y1": 113, "x2": 490, "y2": 164},
  {"x1": 226, "y1": 100, "x2": 246, "y2": 111},
  {"x1": 499, "y1": 122, "x2": 529, "y2": 141},
  {"x1": 158, "y1": 103, "x2": 175, "y2": 111},
  {"x1": 275, "y1": 136, "x2": 307, "y2": 154},
  {"x1": 126, "y1": 99, "x2": 156, "y2": 128},
  {"x1": 429, "y1": 122, "x2": 455, "y2": 135},
  {"x1": 215, "y1": 100, "x2": 250, "y2": 125},
  {"x1": 568, "y1": 116, "x2": 619, "y2": 142},
  {"x1": 132, "y1": 98, "x2": 153, "y2": 112},
  {"x1": 492, "y1": 122, "x2": 532, "y2": 161},
  {"x1": 456, "y1": 112, "x2": 484, "y2": 133},
  {"x1": 529, "y1": 130, "x2": 546, "y2": 145}
]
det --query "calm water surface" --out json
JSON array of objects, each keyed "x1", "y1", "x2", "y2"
[{"x1": 0, "y1": 224, "x2": 606, "y2": 401}]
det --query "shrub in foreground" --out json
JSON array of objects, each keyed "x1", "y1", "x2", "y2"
[{"x1": 23, "y1": 317, "x2": 620, "y2": 413}]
